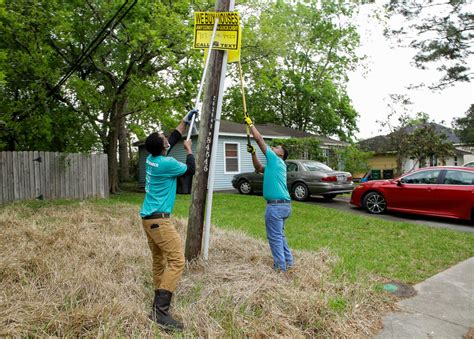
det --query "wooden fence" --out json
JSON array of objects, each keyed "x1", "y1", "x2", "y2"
[{"x1": 0, "y1": 152, "x2": 109, "y2": 204}]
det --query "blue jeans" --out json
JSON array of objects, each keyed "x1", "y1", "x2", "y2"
[{"x1": 265, "y1": 203, "x2": 293, "y2": 271}]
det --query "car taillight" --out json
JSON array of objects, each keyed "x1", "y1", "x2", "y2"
[
  {"x1": 347, "y1": 176, "x2": 353, "y2": 181},
  {"x1": 322, "y1": 176, "x2": 337, "y2": 182}
]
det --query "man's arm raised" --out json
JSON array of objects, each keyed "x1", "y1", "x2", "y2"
[
  {"x1": 244, "y1": 116, "x2": 266, "y2": 154},
  {"x1": 247, "y1": 144, "x2": 264, "y2": 173}
]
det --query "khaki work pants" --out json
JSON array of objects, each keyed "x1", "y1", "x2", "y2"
[{"x1": 142, "y1": 218, "x2": 185, "y2": 292}]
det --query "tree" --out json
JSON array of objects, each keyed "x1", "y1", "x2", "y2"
[
  {"x1": 0, "y1": 1, "x2": 99, "y2": 152},
  {"x1": 224, "y1": 1, "x2": 360, "y2": 140},
  {"x1": 386, "y1": 0, "x2": 474, "y2": 89},
  {"x1": 333, "y1": 144, "x2": 373, "y2": 175},
  {"x1": 452, "y1": 104, "x2": 474, "y2": 143},
  {"x1": 404, "y1": 115, "x2": 454, "y2": 168},
  {"x1": 383, "y1": 112, "x2": 454, "y2": 171},
  {"x1": 1, "y1": 0, "x2": 203, "y2": 192},
  {"x1": 271, "y1": 137, "x2": 323, "y2": 161},
  {"x1": 377, "y1": 94, "x2": 414, "y2": 175}
]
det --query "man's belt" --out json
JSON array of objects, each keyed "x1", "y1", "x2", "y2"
[
  {"x1": 142, "y1": 212, "x2": 170, "y2": 220},
  {"x1": 267, "y1": 199, "x2": 291, "y2": 204}
]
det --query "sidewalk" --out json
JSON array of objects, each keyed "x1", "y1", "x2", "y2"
[{"x1": 376, "y1": 257, "x2": 474, "y2": 338}]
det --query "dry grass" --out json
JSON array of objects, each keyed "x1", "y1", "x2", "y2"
[{"x1": 0, "y1": 201, "x2": 394, "y2": 337}]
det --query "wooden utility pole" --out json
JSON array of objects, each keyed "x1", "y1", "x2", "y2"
[{"x1": 185, "y1": 0, "x2": 231, "y2": 261}]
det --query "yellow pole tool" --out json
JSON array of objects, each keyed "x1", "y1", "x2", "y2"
[{"x1": 238, "y1": 60, "x2": 251, "y2": 147}]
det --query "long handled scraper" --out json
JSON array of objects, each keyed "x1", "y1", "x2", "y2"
[{"x1": 186, "y1": 18, "x2": 220, "y2": 140}]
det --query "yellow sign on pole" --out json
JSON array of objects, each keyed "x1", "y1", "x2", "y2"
[
  {"x1": 203, "y1": 26, "x2": 241, "y2": 64},
  {"x1": 193, "y1": 12, "x2": 241, "y2": 51}
]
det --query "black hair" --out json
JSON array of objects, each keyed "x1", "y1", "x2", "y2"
[
  {"x1": 281, "y1": 145, "x2": 289, "y2": 160},
  {"x1": 145, "y1": 132, "x2": 164, "y2": 156}
]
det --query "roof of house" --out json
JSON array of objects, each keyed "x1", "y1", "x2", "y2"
[
  {"x1": 359, "y1": 123, "x2": 462, "y2": 153},
  {"x1": 359, "y1": 135, "x2": 394, "y2": 154},
  {"x1": 134, "y1": 120, "x2": 348, "y2": 147},
  {"x1": 402, "y1": 122, "x2": 460, "y2": 143}
]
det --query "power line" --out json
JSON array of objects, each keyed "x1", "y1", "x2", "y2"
[{"x1": 47, "y1": 0, "x2": 138, "y2": 97}]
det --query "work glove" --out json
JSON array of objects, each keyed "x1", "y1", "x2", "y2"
[
  {"x1": 183, "y1": 108, "x2": 199, "y2": 125},
  {"x1": 243, "y1": 116, "x2": 253, "y2": 127},
  {"x1": 247, "y1": 144, "x2": 256, "y2": 154}
]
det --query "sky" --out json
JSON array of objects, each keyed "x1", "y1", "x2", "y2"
[{"x1": 346, "y1": 1, "x2": 474, "y2": 141}]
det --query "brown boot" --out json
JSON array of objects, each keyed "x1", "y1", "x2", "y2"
[{"x1": 150, "y1": 289, "x2": 183, "y2": 331}]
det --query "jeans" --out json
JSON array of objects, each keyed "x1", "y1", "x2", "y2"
[{"x1": 265, "y1": 203, "x2": 293, "y2": 271}]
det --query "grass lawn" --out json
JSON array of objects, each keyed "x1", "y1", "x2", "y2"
[
  {"x1": 3, "y1": 192, "x2": 473, "y2": 337},
  {"x1": 109, "y1": 192, "x2": 474, "y2": 284}
]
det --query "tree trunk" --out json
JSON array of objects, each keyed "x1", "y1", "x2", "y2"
[
  {"x1": 118, "y1": 98, "x2": 130, "y2": 183},
  {"x1": 106, "y1": 99, "x2": 124, "y2": 194},
  {"x1": 106, "y1": 125, "x2": 119, "y2": 194}
]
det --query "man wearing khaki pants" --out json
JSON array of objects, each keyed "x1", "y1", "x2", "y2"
[{"x1": 140, "y1": 109, "x2": 197, "y2": 331}]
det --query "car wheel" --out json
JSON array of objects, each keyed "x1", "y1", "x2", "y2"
[
  {"x1": 238, "y1": 179, "x2": 252, "y2": 195},
  {"x1": 363, "y1": 191, "x2": 387, "y2": 214},
  {"x1": 322, "y1": 193, "x2": 337, "y2": 201},
  {"x1": 292, "y1": 182, "x2": 309, "y2": 201}
]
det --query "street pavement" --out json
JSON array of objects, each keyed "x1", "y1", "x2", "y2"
[
  {"x1": 307, "y1": 196, "x2": 474, "y2": 234},
  {"x1": 376, "y1": 257, "x2": 474, "y2": 338}
]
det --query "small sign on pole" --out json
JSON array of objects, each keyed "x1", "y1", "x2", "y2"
[{"x1": 193, "y1": 12, "x2": 240, "y2": 51}]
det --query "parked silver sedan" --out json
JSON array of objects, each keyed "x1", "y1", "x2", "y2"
[{"x1": 231, "y1": 160, "x2": 354, "y2": 201}]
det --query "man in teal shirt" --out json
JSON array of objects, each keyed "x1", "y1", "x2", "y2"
[
  {"x1": 244, "y1": 116, "x2": 293, "y2": 272},
  {"x1": 140, "y1": 109, "x2": 196, "y2": 331}
]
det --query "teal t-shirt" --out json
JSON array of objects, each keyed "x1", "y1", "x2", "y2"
[
  {"x1": 263, "y1": 147, "x2": 291, "y2": 201},
  {"x1": 140, "y1": 154, "x2": 187, "y2": 216}
]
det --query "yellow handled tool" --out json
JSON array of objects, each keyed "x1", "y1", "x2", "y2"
[{"x1": 238, "y1": 60, "x2": 252, "y2": 147}]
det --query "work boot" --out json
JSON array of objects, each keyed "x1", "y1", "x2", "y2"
[{"x1": 150, "y1": 289, "x2": 184, "y2": 331}]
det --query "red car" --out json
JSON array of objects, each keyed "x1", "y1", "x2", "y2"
[{"x1": 350, "y1": 166, "x2": 474, "y2": 221}]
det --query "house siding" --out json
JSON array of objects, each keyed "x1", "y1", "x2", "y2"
[
  {"x1": 213, "y1": 136, "x2": 267, "y2": 190},
  {"x1": 167, "y1": 135, "x2": 267, "y2": 191},
  {"x1": 367, "y1": 155, "x2": 397, "y2": 172},
  {"x1": 137, "y1": 135, "x2": 269, "y2": 191}
]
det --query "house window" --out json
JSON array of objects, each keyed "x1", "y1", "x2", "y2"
[
  {"x1": 224, "y1": 142, "x2": 239, "y2": 173},
  {"x1": 454, "y1": 156, "x2": 458, "y2": 166},
  {"x1": 322, "y1": 148, "x2": 330, "y2": 165}
]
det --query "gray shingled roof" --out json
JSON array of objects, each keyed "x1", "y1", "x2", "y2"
[
  {"x1": 402, "y1": 123, "x2": 460, "y2": 143},
  {"x1": 359, "y1": 123, "x2": 461, "y2": 153},
  {"x1": 134, "y1": 120, "x2": 348, "y2": 147},
  {"x1": 359, "y1": 135, "x2": 394, "y2": 153},
  {"x1": 220, "y1": 121, "x2": 313, "y2": 138}
]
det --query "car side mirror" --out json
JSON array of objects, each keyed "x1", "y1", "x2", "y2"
[{"x1": 396, "y1": 179, "x2": 402, "y2": 186}]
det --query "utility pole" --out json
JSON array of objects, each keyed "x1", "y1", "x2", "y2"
[{"x1": 185, "y1": 0, "x2": 232, "y2": 261}]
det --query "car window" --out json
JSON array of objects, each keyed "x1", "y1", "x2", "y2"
[
  {"x1": 400, "y1": 170, "x2": 441, "y2": 184},
  {"x1": 301, "y1": 161, "x2": 333, "y2": 172},
  {"x1": 287, "y1": 162, "x2": 298, "y2": 172},
  {"x1": 442, "y1": 170, "x2": 474, "y2": 185},
  {"x1": 464, "y1": 162, "x2": 474, "y2": 168}
]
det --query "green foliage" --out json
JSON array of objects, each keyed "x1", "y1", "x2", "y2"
[
  {"x1": 333, "y1": 144, "x2": 373, "y2": 174},
  {"x1": 0, "y1": 0, "x2": 203, "y2": 152},
  {"x1": 386, "y1": 0, "x2": 473, "y2": 89},
  {"x1": 452, "y1": 104, "x2": 474, "y2": 144},
  {"x1": 0, "y1": 50, "x2": 6, "y2": 86},
  {"x1": 0, "y1": 0, "x2": 98, "y2": 151},
  {"x1": 225, "y1": 1, "x2": 360, "y2": 140},
  {"x1": 271, "y1": 137, "x2": 323, "y2": 161},
  {"x1": 388, "y1": 112, "x2": 454, "y2": 170}
]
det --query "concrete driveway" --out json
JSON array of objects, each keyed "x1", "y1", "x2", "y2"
[{"x1": 305, "y1": 196, "x2": 474, "y2": 234}]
